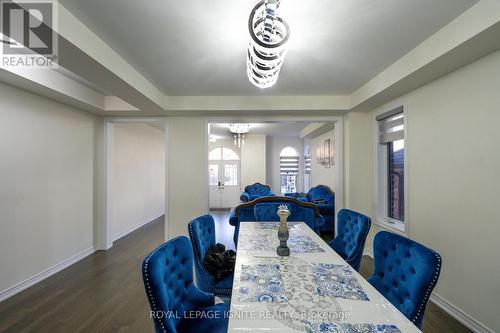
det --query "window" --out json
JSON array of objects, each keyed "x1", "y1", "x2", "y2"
[
  {"x1": 388, "y1": 140, "x2": 404, "y2": 221},
  {"x1": 209, "y1": 164, "x2": 219, "y2": 186},
  {"x1": 224, "y1": 164, "x2": 238, "y2": 186},
  {"x1": 376, "y1": 106, "x2": 405, "y2": 231},
  {"x1": 280, "y1": 147, "x2": 299, "y2": 194},
  {"x1": 222, "y1": 148, "x2": 239, "y2": 161},
  {"x1": 209, "y1": 147, "x2": 239, "y2": 161},
  {"x1": 209, "y1": 148, "x2": 222, "y2": 160}
]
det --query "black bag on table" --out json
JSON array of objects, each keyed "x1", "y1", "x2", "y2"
[{"x1": 202, "y1": 243, "x2": 236, "y2": 282}]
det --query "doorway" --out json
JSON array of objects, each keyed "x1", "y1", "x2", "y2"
[
  {"x1": 208, "y1": 147, "x2": 241, "y2": 209},
  {"x1": 102, "y1": 118, "x2": 167, "y2": 250}
]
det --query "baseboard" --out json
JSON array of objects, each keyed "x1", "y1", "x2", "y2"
[
  {"x1": 112, "y1": 212, "x2": 165, "y2": 242},
  {"x1": 430, "y1": 293, "x2": 494, "y2": 333},
  {"x1": 0, "y1": 245, "x2": 96, "y2": 303}
]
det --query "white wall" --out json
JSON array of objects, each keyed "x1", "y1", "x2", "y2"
[
  {"x1": 166, "y1": 118, "x2": 207, "y2": 238},
  {"x1": 266, "y1": 136, "x2": 304, "y2": 194},
  {"x1": 343, "y1": 112, "x2": 373, "y2": 216},
  {"x1": 111, "y1": 123, "x2": 165, "y2": 241},
  {"x1": 310, "y1": 128, "x2": 337, "y2": 191},
  {"x1": 0, "y1": 82, "x2": 99, "y2": 296},
  {"x1": 344, "y1": 49, "x2": 500, "y2": 332},
  {"x1": 240, "y1": 134, "x2": 266, "y2": 188}
]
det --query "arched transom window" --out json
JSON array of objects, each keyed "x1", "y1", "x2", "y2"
[{"x1": 209, "y1": 147, "x2": 240, "y2": 161}]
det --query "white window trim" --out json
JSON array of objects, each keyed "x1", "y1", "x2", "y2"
[{"x1": 373, "y1": 103, "x2": 409, "y2": 235}]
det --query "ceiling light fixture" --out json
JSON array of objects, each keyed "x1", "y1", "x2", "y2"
[
  {"x1": 247, "y1": 0, "x2": 290, "y2": 88},
  {"x1": 229, "y1": 123, "x2": 250, "y2": 148}
]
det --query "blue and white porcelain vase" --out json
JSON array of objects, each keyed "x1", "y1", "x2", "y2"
[{"x1": 276, "y1": 204, "x2": 290, "y2": 256}]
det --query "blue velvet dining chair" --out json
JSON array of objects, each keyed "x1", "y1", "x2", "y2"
[
  {"x1": 368, "y1": 231, "x2": 442, "y2": 329},
  {"x1": 142, "y1": 236, "x2": 229, "y2": 333},
  {"x1": 188, "y1": 214, "x2": 233, "y2": 300},
  {"x1": 328, "y1": 209, "x2": 371, "y2": 272}
]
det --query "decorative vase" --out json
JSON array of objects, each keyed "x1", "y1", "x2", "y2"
[{"x1": 276, "y1": 204, "x2": 290, "y2": 256}]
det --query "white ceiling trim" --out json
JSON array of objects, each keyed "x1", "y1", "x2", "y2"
[
  {"x1": 55, "y1": 3, "x2": 166, "y2": 109},
  {"x1": 166, "y1": 95, "x2": 351, "y2": 111},
  {"x1": 2, "y1": 1, "x2": 500, "y2": 115},
  {"x1": 351, "y1": 0, "x2": 500, "y2": 109}
]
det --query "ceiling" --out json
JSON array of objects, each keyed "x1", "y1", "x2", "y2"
[
  {"x1": 59, "y1": 0, "x2": 477, "y2": 96},
  {"x1": 210, "y1": 122, "x2": 312, "y2": 138}
]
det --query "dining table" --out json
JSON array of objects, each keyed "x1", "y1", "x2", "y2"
[{"x1": 227, "y1": 221, "x2": 422, "y2": 333}]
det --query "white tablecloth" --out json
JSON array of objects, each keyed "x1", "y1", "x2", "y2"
[{"x1": 228, "y1": 222, "x2": 421, "y2": 333}]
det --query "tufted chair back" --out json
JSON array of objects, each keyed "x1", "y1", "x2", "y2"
[
  {"x1": 245, "y1": 183, "x2": 272, "y2": 196},
  {"x1": 329, "y1": 209, "x2": 371, "y2": 271},
  {"x1": 188, "y1": 214, "x2": 216, "y2": 264},
  {"x1": 142, "y1": 236, "x2": 199, "y2": 332},
  {"x1": 368, "y1": 231, "x2": 442, "y2": 329},
  {"x1": 308, "y1": 185, "x2": 335, "y2": 205},
  {"x1": 253, "y1": 202, "x2": 316, "y2": 230},
  {"x1": 253, "y1": 202, "x2": 291, "y2": 221},
  {"x1": 230, "y1": 196, "x2": 325, "y2": 246}
]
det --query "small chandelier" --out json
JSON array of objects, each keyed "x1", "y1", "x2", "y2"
[
  {"x1": 247, "y1": 0, "x2": 290, "y2": 88},
  {"x1": 229, "y1": 123, "x2": 250, "y2": 148}
]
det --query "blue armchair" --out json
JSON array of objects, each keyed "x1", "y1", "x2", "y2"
[
  {"x1": 240, "y1": 182, "x2": 275, "y2": 202},
  {"x1": 368, "y1": 231, "x2": 442, "y2": 329},
  {"x1": 328, "y1": 209, "x2": 371, "y2": 271},
  {"x1": 188, "y1": 215, "x2": 233, "y2": 300},
  {"x1": 286, "y1": 185, "x2": 335, "y2": 233},
  {"x1": 142, "y1": 236, "x2": 229, "y2": 333},
  {"x1": 229, "y1": 196, "x2": 325, "y2": 246}
]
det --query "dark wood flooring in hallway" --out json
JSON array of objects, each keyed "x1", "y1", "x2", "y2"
[{"x1": 0, "y1": 213, "x2": 471, "y2": 333}]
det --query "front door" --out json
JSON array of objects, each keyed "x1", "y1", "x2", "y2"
[
  {"x1": 209, "y1": 161, "x2": 240, "y2": 209},
  {"x1": 221, "y1": 163, "x2": 239, "y2": 207},
  {"x1": 209, "y1": 163, "x2": 222, "y2": 208}
]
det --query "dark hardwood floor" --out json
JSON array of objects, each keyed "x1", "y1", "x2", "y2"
[
  {"x1": 211, "y1": 210, "x2": 235, "y2": 250},
  {"x1": 0, "y1": 217, "x2": 165, "y2": 333},
  {"x1": 0, "y1": 214, "x2": 471, "y2": 333}
]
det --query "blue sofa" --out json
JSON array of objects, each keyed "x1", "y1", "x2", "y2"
[
  {"x1": 229, "y1": 196, "x2": 325, "y2": 246},
  {"x1": 240, "y1": 182, "x2": 275, "y2": 202},
  {"x1": 286, "y1": 185, "x2": 335, "y2": 233}
]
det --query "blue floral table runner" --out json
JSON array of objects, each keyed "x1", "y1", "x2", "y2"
[
  {"x1": 312, "y1": 263, "x2": 370, "y2": 301},
  {"x1": 238, "y1": 262, "x2": 369, "y2": 303},
  {"x1": 305, "y1": 322, "x2": 402, "y2": 333},
  {"x1": 238, "y1": 264, "x2": 288, "y2": 303},
  {"x1": 238, "y1": 223, "x2": 325, "y2": 253}
]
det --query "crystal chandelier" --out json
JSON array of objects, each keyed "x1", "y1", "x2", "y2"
[
  {"x1": 229, "y1": 123, "x2": 250, "y2": 148},
  {"x1": 247, "y1": 0, "x2": 290, "y2": 88}
]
